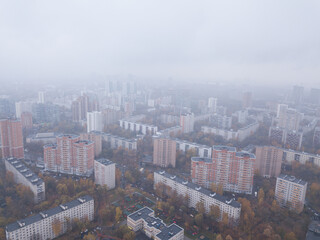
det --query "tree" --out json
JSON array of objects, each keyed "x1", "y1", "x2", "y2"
[
  {"x1": 226, "y1": 235, "x2": 233, "y2": 240},
  {"x1": 217, "y1": 183, "x2": 224, "y2": 195},
  {"x1": 84, "y1": 233, "x2": 96, "y2": 240},
  {"x1": 216, "y1": 234, "x2": 224, "y2": 240},
  {"x1": 124, "y1": 231, "x2": 136, "y2": 240},
  {"x1": 209, "y1": 205, "x2": 221, "y2": 221},
  {"x1": 284, "y1": 232, "x2": 297, "y2": 240},
  {"x1": 52, "y1": 219, "x2": 62, "y2": 237},
  {"x1": 258, "y1": 188, "x2": 265, "y2": 205},
  {"x1": 196, "y1": 201, "x2": 205, "y2": 214},
  {"x1": 195, "y1": 213, "x2": 204, "y2": 228},
  {"x1": 115, "y1": 207, "x2": 122, "y2": 222}
]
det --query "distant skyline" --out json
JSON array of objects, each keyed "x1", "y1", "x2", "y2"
[{"x1": 0, "y1": 0, "x2": 319, "y2": 87}]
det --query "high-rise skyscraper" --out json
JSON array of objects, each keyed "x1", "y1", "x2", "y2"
[
  {"x1": 153, "y1": 136, "x2": 176, "y2": 168},
  {"x1": 0, "y1": 119, "x2": 24, "y2": 159},
  {"x1": 255, "y1": 146, "x2": 283, "y2": 177},
  {"x1": 275, "y1": 174, "x2": 307, "y2": 213}
]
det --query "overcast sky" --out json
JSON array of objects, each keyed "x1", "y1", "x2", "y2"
[{"x1": 0, "y1": 0, "x2": 319, "y2": 87}]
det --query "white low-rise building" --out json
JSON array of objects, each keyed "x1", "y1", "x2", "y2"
[
  {"x1": 127, "y1": 207, "x2": 184, "y2": 240},
  {"x1": 119, "y1": 115, "x2": 158, "y2": 135},
  {"x1": 6, "y1": 195, "x2": 94, "y2": 240},
  {"x1": 154, "y1": 171, "x2": 241, "y2": 223},
  {"x1": 175, "y1": 139, "x2": 212, "y2": 158},
  {"x1": 5, "y1": 158, "x2": 45, "y2": 203},
  {"x1": 201, "y1": 121, "x2": 259, "y2": 141},
  {"x1": 102, "y1": 133, "x2": 138, "y2": 150},
  {"x1": 94, "y1": 158, "x2": 115, "y2": 190}
]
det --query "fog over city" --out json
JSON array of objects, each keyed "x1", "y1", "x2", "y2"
[
  {"x1": 0, "y1": 0, "x2": 320, "y2": 86},
  {"x1": 2, "y1": 1, "x2": 320, "y2": 240}
]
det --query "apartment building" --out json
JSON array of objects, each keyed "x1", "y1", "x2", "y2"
[
  {"x1": 211, "y1": 146, "x2": 255, "y2": 194},
  {"x1": 80, "y1": 131, "x2": 102, "y2": 157},
  {"x1": 275, "y1": 174, "x2": 307, "y2": 213},
  {"x1": 0, "y1": 119, "x2": 24, "y2": 159},
  {"x1": 6, "y1": 195, "x2": 94, "y2": 240},
  {"x1": 153, "y1": 136, "x2": 176, "y2": 168},
  {"x1": 72, "y1": 140, "x2": 94, "y2": 176},
  {"x1": 5, "y1": 158, "x2": 45, "y2": 203},
  {"x1": 176, "y1": 139, "x2": 211, "y2": 158},
  {"x1": 255, "y1": 146, "x2": 283, "y2": 177},
  {"x1": 269, "y1": 127, "x2": 303, "y2": 150},
  {"x1": 87, "y1": 111, "x2": 103, "y2": 133},
  {"x1": 102, "y1": 133, "x2": 138, "y2": 150},
  {"x1": 94, "y1": 158, "x2": 115, "y2": 190},
  {"x1": 44, "y1": 134, "x2": 94, "y2": 176},
  {"x1": 127, "y1": 207, "x2": 184, "y2": 240},
  {"x1": 154, "y1": 171, "x2": 241, "y2": 222},
  {"x1": 191, "y1": 157, "x2": 214, "y2": 188},
  {"x1": 180, "y1": 113, "x2": 194, "y2": 133},
  {"x1": 201, "y1": 121, "x2": 259, "y2": 142},
  {"x1": 282, "y1": 148, "x2": 320, "y2": 166},
  {"x1": 119, "y1": 115, "x2": 158, "y2": 135}
]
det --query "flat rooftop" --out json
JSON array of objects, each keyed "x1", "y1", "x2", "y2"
[
  {"x1": 5, "y1": 158, "x2": 43, "y2": 186},
  {"x1": 278, "y1": 174, "x2": 307, "y2": 186},
  {"x1": 128, "y1": 207, "x2": 183, "y2": 240},
  {"x1": 6, "y1": 195, "x2": 93, "y2": 233},
  {"x1": 191, "y1": 157, "x2": 212, "y2": 163},
  {"x1": 212, "y1": 145, "x2": 236, "y2": 152},
  {"x1": 156, "y1": 171, "x2": 241, "y2": 208},
  {"x1": 95, "y1": 158, "x2": 115, "y2": 166}
]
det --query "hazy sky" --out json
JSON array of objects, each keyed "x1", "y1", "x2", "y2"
[{"x1": 0, "y1": 0, "x2": 319, "y2": 86}]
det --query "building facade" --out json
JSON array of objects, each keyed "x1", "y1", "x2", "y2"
[
  {"x1": 94, "y1": 158, "x2": 115, "y2": 190},
  {"x1": 102, "y1": 133, "x2": 138, "y2": 150},
  {"x1": 275, "y1": 174, "x2": 307, "y2": 213},
  {"x1": 154, "y1": 171, "x2": 241, "y2": 222},
  {"x1": 180, "y1": 113, "x2": 194, "y2": 133},
  {"x1": 44, "y1": 134, "x2": 94, "y2": 176},
  {"x1": 176, "y1": 139, "x2": 211, "y2": 158},
  {"x1": 0, "y1": 119, "x2": 24, "y2": 159},
  {"x1": 6, "y1": 196, "x2": 94, "y2": 240},
  {"x1": 87, "y1": 111, "x2": 103, "y2": 133},
  {"x1": 127, "y1": 207, "x2": 184, "y2": 240},
  {"x1": 72, "y1": 140, "x2": 94, "y2": 176},
  {"x1": 202, "y1": 121, "x2": 259, "y2": 142},
  {"x1": 20, "y1": 112, "x2": 33, "y2": 130},
  {"x1": 119, "y1": 118, "x2": 158, "y2": 135},
  {"x1": 80, "y1": 131, "x2": 102, "y2": 157},
  {"x1": 211, "y1": 146, "x2": 255, "y2": 194},
  {"x1": 255, "y1": 146, "x2": 283, "y2": 177},
  {"x1": 191, "y1": 157, "x2": 214, "y2": 188},
  {"x1": 5, "y1": 158, "x2": 45, "y2": 203},
  {"x1": 153, "y1": 136, "x2": 177, "y2": 168}
]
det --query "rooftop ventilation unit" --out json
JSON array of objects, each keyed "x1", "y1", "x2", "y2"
[
  {"x1": 78, "y1": 198, "x2": 86, "y2": 203},
  {"x1": 60, "y1": 205, "x2": 68, "y2": 211},
  {"x1": 40, "y1": 212, "x2": 48, "y2": 218},
  {"x1": 17, "y1": 221, "x2": 25, "y2": 227}
]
